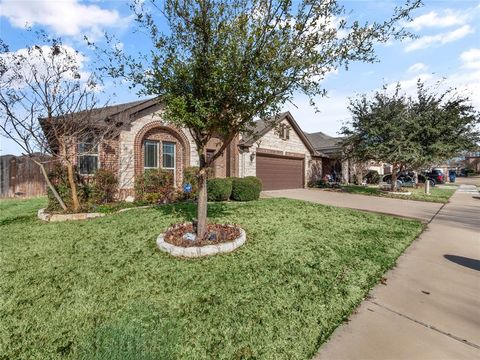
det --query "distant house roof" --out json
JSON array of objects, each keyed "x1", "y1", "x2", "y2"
[{"x1": 304, "y1": 131, "x2": 344, "y2": 156}]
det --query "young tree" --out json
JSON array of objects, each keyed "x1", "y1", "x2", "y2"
[
  {"x1": 0, "y1": 36, "x2": 109, "y2": 211},
  {"x1": 95, "y1": 0, "x2": 421, "y2": 238},
  {"x1": 341, "y1": 82, "x2": 480, "y2": 190}
]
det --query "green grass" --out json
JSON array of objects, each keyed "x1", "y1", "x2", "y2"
[
  {"x1": 340, "y1": 185, "x2": 455, "y2": 203},
  {"x1": 0, "y1": 197, "x2": 423, "y2": 360}
]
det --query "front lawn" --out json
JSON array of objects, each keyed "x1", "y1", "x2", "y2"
[
  {"x1": 0, "y1": 197, "x2": 422, "y2": 359},
  {"x1": 340, "y1": 185, "x2": 455, "y2": 203}
]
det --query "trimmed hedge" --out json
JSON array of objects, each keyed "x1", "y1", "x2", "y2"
[
  {"x1": 231, "y1": 176, "x2": 262, "y2": 201},
  {"x1": 207, "y1": 178, "x2": 233, "y2": 201}
]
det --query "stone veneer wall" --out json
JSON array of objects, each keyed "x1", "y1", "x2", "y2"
[{"x1": 238, "y1": 119, "x2": 312, "y2": 186}]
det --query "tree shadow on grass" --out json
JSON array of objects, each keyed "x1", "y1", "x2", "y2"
[
  {"x1": 0, "y1": 214, "x2": 36, "y2": 227},
  {"x1": 78, "y1": 303, "x2": 181, "y2": 360},
  {"x1": 153, "y1": 201, "x2": 235, "y2": 222}
]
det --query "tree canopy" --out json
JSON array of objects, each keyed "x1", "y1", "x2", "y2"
[
  {"x1": 341, "y1": 81, "x2": 480, "y2": 188},
  {"x1": 94, "y1": 0, "x2": 422, "y2": 236}
]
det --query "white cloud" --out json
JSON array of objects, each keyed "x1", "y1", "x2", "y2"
[
  {"x1": 285, "y1": 92, "x2": 351, "y2": 136},
  {"x1": 405, "y1": 9, "x2": 470, "y2": 31},
  {"x1": 0, "y1": 0, "x2": 129, "y2": 39},
  {"x1": 385, "y1": 71, "x2": 480, "y2": 110},
  {"x1": 0, "y1": 45, "x2": 90, "y2": 89},
  {"x1": 460, "y1": 48, "x2": 480, "y2": 70},
  {"x1": 408, "y1": 62, "x2": 429, "y2": 73},
  {"x1": 386, "y1": 73, "x2": 435, "y2": 96},
  {"x1": 405, "y1": 25, "x2": 474, "y2": 52}
]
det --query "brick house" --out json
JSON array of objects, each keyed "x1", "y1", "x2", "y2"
[
  {"x1": 41, "y1": 98, "x2": 329, "y2": 198},
  {"x1": 305, "y1": 131, "x2": 388, "y2": 183}
]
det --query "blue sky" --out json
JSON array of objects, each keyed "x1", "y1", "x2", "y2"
[{"x1": 1, "y1": 0, "x2": 479, "y2": 155}]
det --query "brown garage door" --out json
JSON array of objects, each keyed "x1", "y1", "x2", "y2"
[{"x1": 256, "y1": 154, "x2": 304, "y2": 190}]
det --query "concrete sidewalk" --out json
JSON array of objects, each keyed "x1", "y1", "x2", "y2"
[
  {"x1": 314, "y1": 185, "x2": 480, "y2": 360},
  {"x1": 263, "y1": 188, "x2": 442, "y2": 222}
]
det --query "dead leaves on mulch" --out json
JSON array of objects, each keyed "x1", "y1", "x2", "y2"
[{"x1": 164, "y1": 223, "x2": 240, "y2": 247}]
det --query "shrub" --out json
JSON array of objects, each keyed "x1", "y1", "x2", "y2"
[
  {"x1": 365, "y1": 170, "x2": 380, "y2": 184},
  {"x1": 91, "y1": 169, "x2": 118, "y2": 204},
  {"x1": 315, "y1": 179, "x2": 329, "y2": 188},
  {"x1": 46, "y1": 164, "x2": 90, "y2": 212},
  {"x1": 207, "y1": 178, "x2": 233, "y2": 201},
  {"x1": 183, "y1": 166, "x2": 199, "y2": 199},
  {"x1": 231, "y1": 176, "x2": 262, "y2": 201},
  {"x1": 134, "y1": 169, "x2": 175, "y2": 204}
]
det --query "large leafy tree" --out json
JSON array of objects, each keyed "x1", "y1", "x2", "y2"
[
  {"x1": 341, "y1": 81, "x2": 480, "y2": 190},
  {"x1": 96, "y1": 0, "x2": 421, "y2": 238}
]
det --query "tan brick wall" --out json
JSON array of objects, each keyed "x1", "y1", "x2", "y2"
[{"x1": 118, "y1": 111, "x2": 195, "y2": 193}]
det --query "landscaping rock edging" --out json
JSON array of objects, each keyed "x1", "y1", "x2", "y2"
[
  {"x1": 37, "y1": 208, "x2": 105, "y2": 222},
  {"x1": 156, "y1": 225, "x2": 246, "y2": 258},
  {"x1": 37, "y1": 205, "x2": 153, "y2": 222}
]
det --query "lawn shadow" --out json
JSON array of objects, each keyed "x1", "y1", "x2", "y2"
[
  {"x1": 78, "y1": 302, "x2": 181, "y2": 360},
  {"x1": 153, "y1": 201, "x2": 234, "y2": 222},
  {"x1": 0, "y1": 214, "x2": 36, "y2": 227},
  {"x1": 444, "y1": 255, "x2": 480, "y2": 271}
]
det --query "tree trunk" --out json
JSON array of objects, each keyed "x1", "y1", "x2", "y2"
[
  {"x1": 66, "y1": 162, "x2": 80, "y2": 212},
  {"x1": 33, "y1": 159, "x2": 67, "y2": 211},
  {"x1": 391, "y1": 165, "x2": 398, "y2": 191},
  {"x1": 196, "y1": 167, "x2": 208, "y2": 240}
]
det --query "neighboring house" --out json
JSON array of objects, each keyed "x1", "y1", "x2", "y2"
[
  {"x1": 464, "y1": 150, "x2": 480, "y2": 173},
  {"x1": 304, "y1": 131, "x2": 348, "y2": 181},
  {"x1": 305, "y1": 131, "x2": 387, "y2": 182},
  {"x1": 40, "y1": 99, "x2": 330, "y2": 198},
  {"x1": 434, "y1": 149, "x2": 480, "y2": 175}
]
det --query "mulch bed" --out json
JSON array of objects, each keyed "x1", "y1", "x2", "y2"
[{"x1": 164, "y1": 223, "x2": 240, "y2": 247}]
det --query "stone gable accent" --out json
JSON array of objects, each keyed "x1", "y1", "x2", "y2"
[{"x1": 239, "y1": 119, "x2": 312, "y2": 186}]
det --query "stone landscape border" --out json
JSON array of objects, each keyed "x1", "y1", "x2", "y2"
[
  {"x1": 37, "y1": 205, "x2": 152, "y2": 222},
  {"x1": 156, "y1": 224, "x2": 246, "y2": 258},
  {"x1": 38, "y1": 208, "x2": 105, "y2": 222}
]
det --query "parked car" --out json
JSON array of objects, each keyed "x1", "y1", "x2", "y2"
[
  {"x1": 381, "y1": 174, "x2": 415, "y2": 188},
  {"x1": 382, "y1": 173, "x2": 435, "y2": 188},
  {"x1": 422, "y1": 169, "x2": 445, "y2": 184}
]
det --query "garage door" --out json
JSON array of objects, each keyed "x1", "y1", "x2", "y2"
[{"x1": 256, "y1": 154, "x2": 304, "y2": 190}]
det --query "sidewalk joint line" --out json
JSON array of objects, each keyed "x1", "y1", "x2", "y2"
[
  {"x1": 367, "y1": 300, "x2": 480, "y2": 350},
  {"x1": 426, "y1": 200, "x2": 448, "y2": 225}
]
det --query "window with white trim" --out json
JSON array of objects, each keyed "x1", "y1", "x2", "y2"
[
  {"x1": 77, "y1": 136, "x2": 99, "y2": 175},
  {"x1": 144, "y1": 140, "x2": 159, "y2": 169},
  {"x1": 162, "y1": 142, "x2": 175, "y2": 169}
]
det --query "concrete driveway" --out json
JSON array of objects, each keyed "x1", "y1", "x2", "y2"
[
  {"x1": 263, "y1": 188, "x2": 443, "y2": 222},
  {"x1": 314, "y1": 185, "x2": 480, "y2": 359},
  {"x1": 456, "y1": 175, "x2": 480, "y2": 187}
]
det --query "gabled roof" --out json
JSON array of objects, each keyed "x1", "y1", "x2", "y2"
[
  {"x1": 304, "y1": 131, "x2": 344, "y2": 156},
  {"x1": 239, "y1": 111, "x2": 326, "y2": 157}
]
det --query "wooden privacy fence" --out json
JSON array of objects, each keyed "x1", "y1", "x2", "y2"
[{"x1": 0, "y1": 155, "x2": 55, "y2": 198}]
